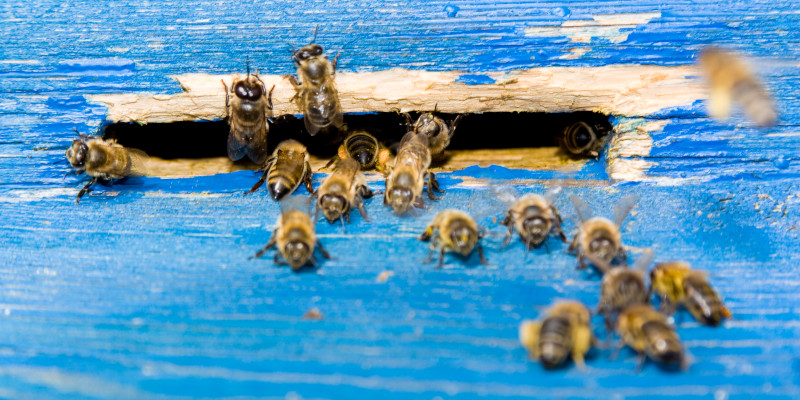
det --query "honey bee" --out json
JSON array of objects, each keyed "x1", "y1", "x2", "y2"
[
  {"x1": 501, "y1": 190, "x2": 567, "y2": 251},
  {"x1": 405, "y1": 111, "x2": 462, "y2": 160},
  {"x1": 616, "y1": 304, "x2": 687, "y2": 370},
  {"x1": 287, "y1": 31, "x2": 343, "y2": 136},
  {"x1": 568, "y1": 195, "x2": 636, "y2": 272},
  {"x1": 518, "y1": 301, "x2": 595, "y2": 370},
  {"x1": 315, "y1": 158, "x2": 374, "y2": 226},
  {"x1": 558, "y1": 121, "x2": 603, "y2": 159},
  {"x1": 245, "y1": 139, "x2": 313, "y2": 200},
  {"x1": 222, "y1": 61, "x2": 275, "y2": 164},
  {"x1": 65, "y1": 132, "x2": 148, "y2": 204},
  {"x1": 250, "y1": 197, "x2": 330, "y2": 271},
  {"x1": 699, "y1": 47, "x2": 777, "y2": 127},
  {"x1": 597, "y1": 250, "x2": 655, "y2": 330},
  {"x1": 419, "y1": 209, "x2": 487, "y2": 268},
  {"x1": 384, "y1": 132, "x2": 442, "y2": 215},
  {"x1": 650, "y1": 261, "x2": 732, "y2": 326},
  {"x1": 323, "y1": 131, "x2": 392, "y2": 172}
]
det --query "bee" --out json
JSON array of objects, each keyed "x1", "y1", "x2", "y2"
[
  {"x1": 558, "y1": 121, "x2": 603, "y2": 159},
  {"x1": 405, "y1": 111, "x2": 462, "y2": 160},
  {"x1": 222, "y1": 61, "x2": 275, "y2": 164},
  {"x1": 518, "y1": 301, "x2": 595, "y2": 370},
  {"x1": 246, "y1": 139, "x2": 313, "y2": 200},
  {"x1": 419, "y1": 209, "x2": 487, "y2": 268},
  {"x1": 597, "y1": 250, "x2": 655, "y2": 330},
  {"x1": 699, "y1": 47, "x2": 777, "y2": 127},
  {"x1": 315, "y1": 158, "x2": 374, "y2": 226},
  {"x1": 650, "y1": 261, "x2": 732, "y2": 326},
  {"x1": 65, "y1": 132, "x2": 148, "y2": 204},
  {"x1": 287, "y1": 30, "x2": 343, "y2": 136},
  {"x1": 250, "y1": 197, "x2": 330, "y2": 271},
  {"x1": 568, "y1": 195, "x2": 636, "y2": 272},
  {"x1": 323, "y1": 131, "x2": 392, "y2": 172},
  {"x1": 384, "y1": 132, "x2": 442, "y2": 215},
  {"x1": 501, "y1": 190, "x2": 568, "y2": 251},
  {"x1": 616, "y1": 304, "x2": 687, "y2": 370}
]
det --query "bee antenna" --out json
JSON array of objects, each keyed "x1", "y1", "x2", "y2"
[
  {"x1": 434, "y1": 103, "x2": 439, "y2": 113},
  {"x1": 311, "y1": 24, "x2": 320, "y2": 43},
  {"x1": 246, "y1": 57, "x2": 251, "y2": 77}
]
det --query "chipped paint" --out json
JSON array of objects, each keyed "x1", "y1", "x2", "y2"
[{"x1": 525, "y1": 12, "x2": 661, "y2": 44}]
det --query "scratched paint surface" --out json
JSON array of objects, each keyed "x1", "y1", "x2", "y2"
[{"x1": 1, "y1": 1, "x2": 799, "y2": 399}]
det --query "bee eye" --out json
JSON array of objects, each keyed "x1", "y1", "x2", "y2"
[
  {"x1": 296, "y1": 51, "x2": 310, "y2": 61},
  {"x1": 311, "y1": 45, "x2": 323, "y2": 56},
  {"x1": 234, "y1": 82, "x2": 249, "y2": 98},
  {"x1": 249, "y1": 84, "x2": 262, "y2": 99}
]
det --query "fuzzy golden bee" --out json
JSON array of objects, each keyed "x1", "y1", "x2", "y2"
[
  {"x1": 315, "y1": 158, "x2": 374, "y2": 226},
  {"x1": 405, "y1": 111, "x2": 462, "y2": 160},
  {"x1": 250, "y1": 198, "x2": 330, "y2": 271},
  {"x1": 246, "y1": 139, "x2": 313, "y2": 200},
  {"x1": 699, "y1": 47, "x2": 777, "y2": 127},
  {"x1": 501, "y1": 191, "x2": 567, "y2": 251},
  {"x1": 287, "y1": 37, "x2": 343, "y2": 136},
  {"x1": 419, "y1": 209, "x2": 487, "y2": 268},
  {"x1": 650, "y1": 261, "x2": 731, "y2": 326},
  {"x1": 384, "y1": 132, "x2": 442, "y2": 215},
  {"x1": 222, "y1": 62, "x2": 275, "y2": 164},
  {"x1": 616, "y1": 304, "x2": 687, "y2": 370},
  {"x1": 597, "y1": 251, "x2": 654, "y2": 330},
  {"x1": 519, "y1": 301, "x2": 595, "y2": 370},
  {"x1": 65, "y1": 132, "x2": 148, "y2": 204},
  {"x1": 558, "y1": 121, "x2": 604, "y2": 159},
  {"x1": 323, "y1": 131, "x2": 391, "y2": 172},
  {"x1": 568, "y1": 195, "x2": 636, "y2": 272}
]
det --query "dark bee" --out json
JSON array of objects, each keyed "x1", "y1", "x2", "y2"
[
  {"x1": 616, "y1": 304, "x2": 687, "y2": 371},
  {"x1": 501, "y1": 191, "x2": 567, "y2": 251},
  {"x1": 519, "y1": 301, "x2": 595, "y2": 370},
  {"x1": 405, "y1": 111, "x2": 462, "y2": 160},
  {"x1": 699, "y1": 47, "x2": 777, "y2": 127},
  {"x1": 315, "y1": 158, "x2": 374, "y2": 226},
  {"x1": 597, "y1": 250, "x2": 654, "y2": 331},
  {"x1": 250, "y1": 197, "x2": 329, "y2": 271},
  {"x1": 558, "y1": 121, "x2": 603, "y2": 159},
  {"x1": 246, "y1": 139, "x2": 313, "y2": 200},
  {"x1": 650, "y1": 261, "x2": 732, "y2": 326},
  {"x1": 323, "y1": 131, "x2": 391, "y2": 172},
  {"x1": 287, "y1": 33, "x2": 343, "y2": 136},
  {"x1": 222, "y1": 61, "x2": 275, "y2": 164},
  {"x1": 65, "y1": 132, "x2": 148, "y2": 204},
  {"x1": 419, "y1": 209, "x2": 487, "y2": 268},
  {"x1": 569, "y1": 195, "x2": 636, "y2": 272},
  {"x1": 384, "y1": 132, "x2": 442, "y2": 215}
]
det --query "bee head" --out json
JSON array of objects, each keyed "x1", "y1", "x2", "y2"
[
  {"x1": 415, "y1": 113, "x2": 442, "y2": 136},
  {"x1": 284, "y1": 240, "x2": 312, "y2": 270},
  {"x1": 388, "y1": 187, "x2": 413, "y2": 215},
  {"x1": 294, "y1": 44, "x2": 324, "y2": 63},
  {"x1": 319, "y1": 194, "x2": 347, "y2": 222},
  {"x1": 449, "y1": 225, "x2": 477, "y2": 256},
  {"x1": 522, "y1": 216, "x2": 550, "y2": 242},
  {"x1": 66, "y1": 139, "x2": 88, "y2": 170},
  {"x1": 589, "y1": 236, "x2": 617, "y2": 263},
  {"x1": 234, "y1": 79, "x2": 263, "y2": 101}
]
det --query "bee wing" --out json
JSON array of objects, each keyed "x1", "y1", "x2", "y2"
[
  {"x1": 245, "y1": 125, "x2": 269, "y2": 165},
  {"x1": 488, "y1": 184, "x2": 520, "y2": 208},
  {"x1": 612, "y1": 194, "x2": 638, "y2": 227},
  {"x1": 226, "y1": 128, "x2": 250, "y2": 162},
  {"x1": 303, "y1": 113, "x2": 321, "y2": 136},
  {"x1": 126, "y1": 148, "x2": 150, "y2": 176},
  {"x1": 280, "y1": 194, "x2": 313, "y2": 216},
  {"x1": 570, "y1": 195, "x2": 593, "y2": 223},
  {"x1": 543, "y1": 187, "x2": 563, "y2": 205},
  {"x1": 632, "y1": 249, "x2": 655, "y2": 273}
]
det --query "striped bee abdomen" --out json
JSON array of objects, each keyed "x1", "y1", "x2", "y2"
[
  {"x1": 344, "y1": 132, "x2": 379, "y2": 169},
  {"x1": 684, "y1": 274, "x2": 727, "y2": 326},
  {"x1": 538, "y1": 316, "x2": 572, "y2": 369},
  {"x1": 642, "y1": 320, "x2": 683, "y2": 366}
]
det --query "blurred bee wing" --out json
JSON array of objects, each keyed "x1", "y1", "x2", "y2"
[
  {"x1": 488, "y1": 183, "x2": 520, "y2": 208},
  {"x1": 226, "y1": 131, "x2": 249, "y2": 162},
  {"x1": 543, "y1": 186, "x2": 563, "y2": 205},
  {"x1": 570, "y1": 195, "x2": 593, "y2": 223},
  {"x1": 612, "y1": 194, "x2": 637, "y2": 227},
  {"x1": 280, "y1": 194, "x2": 313, "y2": 215},
  {"x1": 632, "y1": 249, "x2": 655, "y2": 273},
  {"x1": 127, "y1": 148, "x2": 151, "y2": 176}
]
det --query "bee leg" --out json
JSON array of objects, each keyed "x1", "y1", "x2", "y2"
[
  {"x1": 245, "y1": 169, "x2": 269, "y2": 195},
  {"x1": 273, "y1": 253, "x2": 288, "y2": 266},
  {"x1": 303, "y1": 162, "x2": 314, "y2": 194},
  {"x1": 502, "y1": 215, "x2": 514, "y2": 247},
  {"x1": 285, "y1": 74, "x2": 301, "y2": 90},
  {"x1": 315, "y1": 240, "x2": 332, "y2": 260},
  {"x1": 266, "y1": 84, "x2": 275, "y2": 110},
  {"x1": 358, "y1": 185, "x2": 374, "y2": 200},
  {"x1": 413, "y1": 196, "x2": 425, "y2": 209},
  {"x1": 250, "y1": 236, "x2": 277, "y2": 260},
  {"x1": 634, "y1": 352, "x2": 647, "y2": 372},
  {"x1": 402, "y1": 112, "x2": 413, "y2": 128},
  {"x1": 424, "y1": 233, "x2": 438, "y2": 264},
  {"x1": 573, "y1": 353, "x2": 587, "y2": 372},
  {"x1": 476, "y1": 243, "x2": 488, "y2": 266},
  {"x1": 355, "y1": 197, "x2": 369, "y2": 221},
  {"x1": 543, "y1": 240, "x2": 551, "y2": 254},
  {"x1": 76, "y1": 177, "x2": 99, "y2": 204},
  {"x1": 322, "y1": 156, "x2": 339, "y2": 171},
  {"x1": 221, "y1": 79, "x2": 229, "y2": 109},
  {"x1": 331, "y1": 52, "x2": 341, "y2": 74},
  {"x1": 576, "y1": 254, "x2": 588, "y2": 270},
  {"x1": 426, "y1": 177, "x2": 441, "y2": 201},
  {"x1": 430, "y1": 172, "x2": 444, "y2": 193},
  {"x1": 436, "y1": 248, "x2": 446, "y2": 269}
]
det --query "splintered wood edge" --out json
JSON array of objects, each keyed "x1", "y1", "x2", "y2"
[{"x1": 87, "y1": 66, "x2": 706, "y2": 123}]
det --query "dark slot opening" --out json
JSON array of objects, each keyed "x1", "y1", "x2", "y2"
[{"x1": 103, "y1": 112, "x2": 612, "y2": 161}]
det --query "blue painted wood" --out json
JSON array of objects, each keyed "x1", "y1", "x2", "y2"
[{"x1": 0, "y1": 1, "x2": 799, "y2": 399}]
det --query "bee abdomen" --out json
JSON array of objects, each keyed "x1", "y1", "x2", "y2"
[
  {"x1": 684, "y1": 276, "x2": 725, "y2": 326},
  {"x1": 732, "y1": 79, "x2": 777, "y2": 127},
  {"x1": 345, "y1": 133, "x2": 378, "y2": 169},
  {"x1": 268, "y1": 163, "x2": 304, "y2": 201},
  {"x1": 538, "y1": 316, "x2": 571, "y2": 369},
  {"x1": 642, "y1": 320, "x2": 683, "y2": 366}
]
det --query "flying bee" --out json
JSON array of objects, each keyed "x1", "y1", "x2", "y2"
[
  {"x1": 323, "y1": 131, "x2": 392, "y2": 172},
  {"x1": 246, "y1": 139, "x2": 313, "y2": 200},
  {"x1": 222, "y1": 60, "x2": 275, "y2": 164},
  {"x1": 405, "y1": 111, "x2": 462, "y2": 160},
  {"x1": 419, "y1": 209, "x2": 487, "y2": 268},
  {"x1": 699, "y1": 47, "x2": 777, "y2": 127},
  {"x1": 287, "y1": 30, "x2": 343, "y2": 136},
  {"x1": 568, "y1": 195, "x2": 636, "y2": 272},
  {"x1": 616, "y1": 304, "x2": 687, "y2": 371},
  {"x1": 65, "y1": 131, "x2": 148, "y2": 204},
  {"x1": 501, "y1": 190, "x2": 568, "y2": 251},
  {"x1": 315, "y1": 158, "x2": 374, "y2": 226},
  {"x1": 597, "y1": 250, "x2": 655, "y2": 331},
  {"x1": 250, "y1": 197, "x2": 330, "y2": 271},
  {"x1": 519, "y1": 301, "x2": 595, "y2": 370},
  {"x1": 650, "y1": 261, "x2": 732, "y2": 326},
  {"x1": 384, "y1": 132, "x2": 442, "y2": 215},
  {"x1": 558, "y1": 121, "x2": 604, "y2": 159}
]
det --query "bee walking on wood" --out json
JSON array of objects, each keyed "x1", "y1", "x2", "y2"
[
  {"x1": 287, "y1": 29, "x2": 343, "y2": 136},
  {"x1": 65, "y1": 131, "x2": 148, "y2": 204},
  {"x1": 616, "y1": 304, "x2": 687, "y2": 371},
  {"x1": 501, "y1": 190, "x2": 568, "y2": 252},
  {"x1": 597, "y1": 250, "x2": 655, "y2": 331},
  {"x1": 384, "y1": 132, "x2": 443, "y2": 215},
  {"x1": 519, "y1": 301, "x2": 595, "y2": 370},
  {"x1": 315, "y1": 158, "x2": 374, "y2": 227},
  {"x1": 246, "y1": 139, "x2": 313, "y2": 200},
  {"x1": 650, "y1": 261, "x2": 731, "y2": 326},
  {"x1": 323, "y1": 131, "x2": 391, "y2": 172},
  {"x1": 699, "y1": 47, "x2": 777, "y2": 127},
  {"x1": 419, "y1": 209, "x2": 487, "y2": 268},
  {"x1": 222, "y1": 60, "x2": 275, "y2": 165},
  {"x1": 568, "y1": 195, "x2": 636, "y2": 272},
  {"x1": 405, "y1": 111, "x2": 462, "y2": 160},
  {"x1": 558, "y1": 121, "x2": 604, "y2": 159},
  {"x1": 250, "y1": 197, "x2": 330, "y2": 271}
]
